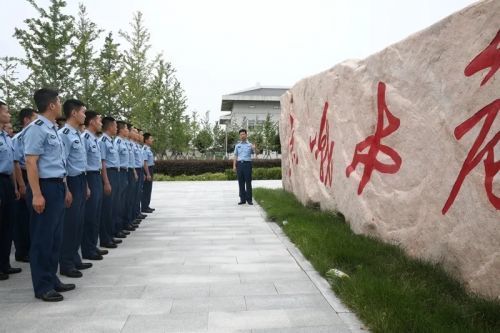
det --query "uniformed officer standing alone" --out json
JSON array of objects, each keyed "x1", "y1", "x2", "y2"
[
  {"x1": 141, "y1": 133, "x2": 155, "y2": 213},
  {"x1": 58, "y1": 99, "x2": 92, "y2": 278},
  {"x1": 23, "y1": 88, "x2": 75, "y2": 302},
  {"x1": 232, "y1": 129, "x2": 256, "y2": 205},
  {"x1": 0, "y1": 99, "x2": 21, "y2": 281}
]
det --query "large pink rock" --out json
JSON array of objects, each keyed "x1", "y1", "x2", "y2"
[{"x1": 280, "y1": 0, "x2": 499, "y2": 299}]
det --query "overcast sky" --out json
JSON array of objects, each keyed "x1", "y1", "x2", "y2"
[{"x1": 1, "y1": 0, "x2": 477, "y2": 123}]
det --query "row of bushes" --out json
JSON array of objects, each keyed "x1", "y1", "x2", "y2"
[
  {"x1": 154, "y1": 167, "x2": 282, "y2": 181},
  {"x1": 153, "y1": 159, "x2": 281, "y2": 176}
]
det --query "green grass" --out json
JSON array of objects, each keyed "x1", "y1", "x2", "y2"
[{"x1": 253, "y1": 188, "x2": 500, "y2": 333}]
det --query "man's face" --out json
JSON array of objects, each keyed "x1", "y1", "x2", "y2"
[
  {"x1": 50, "y1": 97, "x2": 62, "y2": 117},
  {"x1": 73, "y1": 106, "x2": 87, "y2": 125},
  {"x1": 5, "y1": 123, "x2": 13, "y2": 136},
  {"x1": 239, "y1": 131, "x2": 247, "y2": 141},
  {"x1": 0, "y1": 105, "x2": 11, "y2": 124},
  {"x1": 121, "y1": 126, "x2": 129, "y2": 137},
  {"x1": 131, "y1": 128, "x2": 138, "y2": 141},
  {"x1": 93, "y1": 115, "x2": 103, "y2": 132},
  {"x1": 146, "y1": 137, "x2": 154, "y2": 145},
  {"x1": 109, "y1": 121, "x2": 117, "y2": 136}
]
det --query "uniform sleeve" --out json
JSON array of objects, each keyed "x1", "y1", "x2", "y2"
[
  {"x1": 59, "y1": 131, "x2": 71, "y2": 159},
  {"x1": 233, "y1": 144, "x2": 238, "y2": 156},
  {"x1": 99, "y1": 139, "x2": 107, "y2": 160},
  {"x1": 13, "y1": 137, "x2": 22, "y2": 162},
  {"x1": 23, "y1": 126, "x2": 46, "y2": 156},
  {"x1": 142, "y1": 147, "x2": 148, "y2": 161}
]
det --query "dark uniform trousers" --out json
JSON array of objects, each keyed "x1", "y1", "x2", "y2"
[
  {"x1": 237, "y1": 161, "x2": 253, "y2": 203},
  {"x1": 100, "y1": 169, "x2": 118, "y2": 245},
  {"x1": 141, "y1": 166, "x2": 154, "y2": 210},
  {"x1": 0, "y1": 174, "x2": 15, "y2": 272},
  {"x1": 13, "y1": 169, "x2": 30, "y2": 259},
  {"x1": 82, "y1": 171, "x2": 102, "y2": 257},
  {"x1": 27, "y1": 178, "x2": 65, "y2": 296},
  {"x1": 134, "y1": 168, "x2": 144, "y2": 218},
  {"x1": 60, "y1": 174, "x2": 86, "y2": 273},
  {"x1": 115, "y1": 170, "x2": 128, "y2": 234},
  {"x1": 125, "y1": 169, "x2": 136, "y2": 227}
]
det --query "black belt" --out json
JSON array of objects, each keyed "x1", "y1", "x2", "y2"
[
  {"x1": 0, "y1": 173, "x2": 11, "y2": 179},
  {"x1": 237, "y1": 160, "x2": 252, "y2": 163},
  {"x1": 107, "y1": 167, "x2": 120, "y2": 171},
  {"x1": 40, "y1": 178, "x2": 64, "y2": 183},
  {"x1": 135, "y1": 167, "x2": 142, "y2": 171},
  {"x1": 68, "y1": 172, "x2": 86, "y2": 178},
  {"x1": 87, "y1": 170, "x2": 101, "y2": 174}
]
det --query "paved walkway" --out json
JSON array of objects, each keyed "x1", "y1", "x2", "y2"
[{"x1": 0, "y1": 181, "x2": 366, "y2": 332}]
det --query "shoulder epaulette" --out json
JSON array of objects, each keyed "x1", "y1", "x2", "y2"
[
  {"x1": 101, "y1": 137, "x2": 107, "y2": 142},
  {"x1": 117, "y1": 139, "x2": 121, "y2": 144},
  {"x1": 84, "y1": 133, "x2": 90, "y2": 139},
  {"x1": 63, "y1": 128, "x2": 70, "y2": 135},
  {"x1": 35, "y1": 119, "x2": 43, "y2": 126}
]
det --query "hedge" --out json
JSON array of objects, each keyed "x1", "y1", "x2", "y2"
[
  {"x1": 153, "y1": 159, "x2": 281, "y2": 176},
  {"x1": 154, "y1": 167, "x2": 282, "y2": 181}
]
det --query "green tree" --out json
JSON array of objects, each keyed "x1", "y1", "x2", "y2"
[
  {"x1": 194, "y1": 128, "x2": 213, "y2": 156},
  {"x1": 120, "y1": 11, "x2": 154, "y2": 121},
  {"x1": 14, "y1": 0, "x2": 75, "y2": 96},
  {"x1": 0, "y1": 57, "x2": 32, "y2": 118},
  {"x1": 261, "y1": 113, "x2": 278, "y2": 158},
  {"x1": 71, "y1": 3, "x2": 102, "y2": 108},
  {"x1": 167, "y1": 80, "x2": 190, "y2": 157},
  {"x1": 95, "y1": 32, "x2": 124, "y2": 117}
]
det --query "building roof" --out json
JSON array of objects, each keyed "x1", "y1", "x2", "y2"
[{"x1": 221, "y1": 85, "x2": 289, "y2": 111}]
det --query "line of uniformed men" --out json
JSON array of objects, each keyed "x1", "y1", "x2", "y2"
[{"x1": 0, "y1": 88, "x2": 155, "y2": 302}]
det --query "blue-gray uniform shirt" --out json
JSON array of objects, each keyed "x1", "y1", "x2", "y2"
[
  {"x1": 12, "y1": 129, "x2": 27, "y2": 169},
  {"x1": 234, "y1": 141, "x2": 254, "y2": 161},
  {"x1": 23, "y1": 114, "x2": 66, "y2": 179},
  {"x1": 134, "y1": 143, "x2": 143, "y2": 168},
  {"x1": 115, "y1": 137, "x2": 130, "y2": 169},
  {"x1": 126, "y1": 139, "x2": 134, "y2": 169},
  {"x1": 83, "y1": 130, "x2": 101, "y2": 172},
  {"x1": 99, "y1": 133, "x2": 119, "y2": 168},
  {"x1": 59, "y1": 124, "x2": 87, "y2": 177},
  {"x1": 143, "y1": 145, "x2": 154, "y2": 166},
  {"x1": 0, "y1": 130, "x2": 14, "y2": 175}
]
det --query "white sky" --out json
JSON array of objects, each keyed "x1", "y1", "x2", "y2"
[{"x1": 1, "y1": 0, "x2": 478, "y2": 123}]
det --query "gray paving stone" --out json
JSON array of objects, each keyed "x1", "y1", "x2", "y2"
[{"x1": 1, "y1": 181, "x2": 363, "y2": 332}]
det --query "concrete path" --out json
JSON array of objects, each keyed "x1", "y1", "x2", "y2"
[{"x1": 0, "y1": 180, "x2": 366, "y2": 332}]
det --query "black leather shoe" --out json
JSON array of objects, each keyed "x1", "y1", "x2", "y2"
[
  {"x1": 36, "y1": 290, "x2": 63, "y2": 302},
  {"x1": 132, "y1": 223, "x2": 140, "y2": 228},
  {"x1": 75, "y1": 263, "x2": 92, "y2": 270},
  {"x1": 0, "y1": 272, "x2": 8, "y2": 280},
  {"x1": 15, "y1": 255, "x2": 30, "y2": 263},
  {"x1": 142, "y1": 208, "x2": 154, "y2": 213},
  {"x1": 247, "y1": 201, "x2": 254, "y2": 205},
  {"x1": 238, "y1": 201, "x2": 246, "y2": 205},
  {"x1": 138, "y1": 214, "x2": 147, "y2": 219},
  {"x1": 3, "y1": 267, "x2": 22, "y2": 274},
  {"x1": 55, "y1": 283, "x2": 75, "y2": 292},
  {"x1": 97, "y1": 249, "x2": 109, "y2": 255},
  {"x1": 148, "y1": 207, "x2": 155, "y2": 211},
  {"x1": 115, "y1": 232, "x2": 127, "y2": 239},
  {"x1": 82, "y1": 254, "x2": 103, "y2": 261},
  {"x1": 124, "y1": 225, "x2": 136, "y2": 231},
  {"x1": 134, "y1": 219, "x2": 142, "y2": 224},
  {"x1": 60, "y1": 270, "x2": 82, "y2": 278},
  {"x1": 120, "y1": 230, "x2": 130, "y2": 235},
  {"x1": 101, "y1": 242, "x2": 118, "y2": 248},
  {"x1": 111, "y1": 238, "x2": 122, "y2": 244}
]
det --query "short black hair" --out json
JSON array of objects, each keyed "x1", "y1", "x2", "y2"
[
  {"x1": 102, "y1": 116, "x2": 116, "y2": 131},
  {"x1": 116, "y1": 120, "x2": 127, "y2": 134},
  {"x1": 18, "y1": 108, "x2": 36, "y2": 124},
  {"x1": 239, "y1": 129, "x2": 247, "y2": 134},
  {"x1": 84, "y1": 110, "x2": 99, "y2": 127},
  {"x1": 33, "y1": 88, "x2": 59, "y2": 113},
  {"x1": 143, "y1": 132, "x2": 152, "y2": 143},
  {"x1": 126, "y1": 123, "x2": 133, "y2": 130},
  {"x1": 63, "y1": 99, "x2": 85, "y2": 119}
]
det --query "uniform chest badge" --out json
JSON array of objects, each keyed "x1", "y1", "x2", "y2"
[{"x1": 50, "y1": 135, "x2": 56, "y2": 139}]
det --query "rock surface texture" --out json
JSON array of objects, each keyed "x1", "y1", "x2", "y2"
[{"x1": 280, "y1": 0, "x2": 499, "y2": 299}]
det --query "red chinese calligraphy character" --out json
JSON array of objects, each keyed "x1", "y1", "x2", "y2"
[
  {"x1": 442, "y1": 99, "x2": 500, "y2": 214},
  {"x1": 464, "y1": 30, "x2": 500, "y2": 87},
  {"x1": 346, "y1": 82, "x2": 402, "y2": 195},
  {"x1": 309, "y1": 102, "x2": 334, "y2": 187},
  {"x1": 288, "y1": 114, "x2": 299, "y2": 177}
]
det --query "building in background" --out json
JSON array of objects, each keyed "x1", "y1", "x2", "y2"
[{"x1": 219, "y1": 85, "x2": 289, "y2": 131}]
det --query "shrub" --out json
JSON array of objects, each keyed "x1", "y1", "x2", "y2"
[{"x1": 154, "y1": 159, "x2": 281, "y2": 176}]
